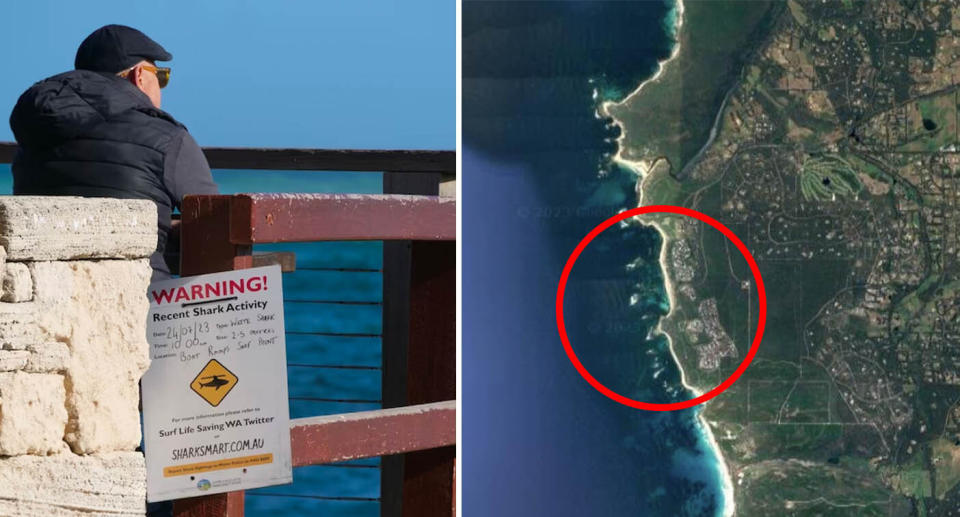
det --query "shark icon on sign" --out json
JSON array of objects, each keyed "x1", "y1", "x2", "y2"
[{"x1": 190, "y1": 359, "x2": 239, "y2": 406}]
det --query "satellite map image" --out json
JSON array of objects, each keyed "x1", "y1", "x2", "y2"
[
  {"x1": 606, "y1": 0, "x2": 960, "y2": 514},
  {"x1": 465, "y1": 0, "x2": 960, "y2": 515}
]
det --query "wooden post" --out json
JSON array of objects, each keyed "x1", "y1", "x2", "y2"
[
  {"x1": 174, "y1": 195, "x2": 251, "y2": 517},
  {"x1": 170, "y1": 492, "x2": 245, "y2": 517},
  {"x1": 401, "y1": 240, "x2": 455, "y2": 516},
  {"x1": 381, "y1": 172, "x2": 455, "y2": 517},
  {"x1": 180, "y1": 196, "x2": 252, "y2": 275}
]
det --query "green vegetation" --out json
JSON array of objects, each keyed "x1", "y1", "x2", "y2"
[
  {"x1": 637, "y1": 161, "x2": 689, "y2": 205},
  {"x1": 736, "y1": 461, "x2": 902, "y2": 515},
  {"x1": 892, "y1": 274, "x2": 941, "y2": 334},
  {"x1": 746, "y1": 381, "x2": 796, "y2": 422},
  {"x1": 781, "y1": 381, "x2": 831, "y2": 422},
  {"x1": 887, "y1": 449, "x2": 932, "y2": 499},
  {"x1": 745, "y1": 65, "x2": 762, "y2": 86},
  {"x1": 709, "y1": 383, "x2": 748, "y2": 422},
  {"x1": 747, "y1": 423, "x2": 843, "y2": 458},
  {"x1": 897, "y1": 91, "x2": 958, "y2": 151},
  {"x1": 846, "y1": 154, "x2": 894, "y2": 194},
  {"x1": 817, "y1": 26, "x2": 837, "y2": 41},
  {"x1": 800, "y1": 155, "x2": 862, "y2": 201},
  {"x1": 606, "y1": 1, "x2": 781, "y2": 175},
  {"x1": 787, "y1": 0, "x2": 809, "y2": 25},
  {"x1": 931, "y1": 438, "x2": 960, "y2": 498}
]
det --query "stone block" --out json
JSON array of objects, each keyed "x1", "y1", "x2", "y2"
[
  {"x1": 0, "y1": 350, "x2": 29, "y2": 371},
  {"x1": 0, "y1": 452, "x2": 145, "y2": 515},
  {"x1": 24, "y1": 342, "x2": 69, "y2": 373},
  {"x1": 0, "y1": 196, "x2": 157, "y2": 261},
  {"x1": 28, "y1": 261, "x2": 73, "y2": 304},
  {"x1": 31, "y1": 260, "x2": 151, "y2": 453},
  {"x1": 0, "y1": 371, "x2": 67, "y2": 455},
  {"x1": 0, "y1": 302, "x2": 39, "y2": 350},
  {"x1": 2, "y1": 262, "x2": 32, "y2": 302}
]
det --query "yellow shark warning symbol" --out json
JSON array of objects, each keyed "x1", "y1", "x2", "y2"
[{"x1": 190, "y1": 359, "x2": 238, "y2": 407}]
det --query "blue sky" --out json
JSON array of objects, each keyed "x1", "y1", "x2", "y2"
[{"x1": 0, "y1": 0, "x2": 454, "y2": 150}]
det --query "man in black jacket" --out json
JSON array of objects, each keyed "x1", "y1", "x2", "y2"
[{"x1": 9, "y1": 24, "x2": 218, "y2": 280}]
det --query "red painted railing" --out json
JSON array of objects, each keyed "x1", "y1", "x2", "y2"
[{"x1": 176, "y1": 189, "x2": 455, "y2": 517}]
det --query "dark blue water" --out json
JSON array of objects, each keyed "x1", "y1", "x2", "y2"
[
  {"x1": 463, "y1": 1, "x2": 727, "y2": 515},
  {"x1": 0, "y1": 166, "x2": 384, "y2": 516},
  {"x1": 216, "y1": 171, "x2": 383, "y2": 516}
]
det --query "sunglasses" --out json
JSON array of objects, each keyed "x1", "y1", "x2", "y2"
[{"x1": 120, "y1": 64, "x2": 171, "y2": 88}]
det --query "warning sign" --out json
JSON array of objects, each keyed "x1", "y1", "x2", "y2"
[
  {"x1": 190, "y1": 359, "x2": 238, "y2": 407},
  {"x1": 141, "y1": 265, "x2": 292, "y2": 502}
]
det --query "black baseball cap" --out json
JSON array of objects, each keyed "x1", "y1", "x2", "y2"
[{"x1": 74, "y1": 24, "x2": 172, "y2": 73}]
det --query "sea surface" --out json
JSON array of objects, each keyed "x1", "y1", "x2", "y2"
[
  {"x1": 0, "y1": 165, "x2": 384, "y2": 516},
  {"x1": 216, "y1": 171, "x2": 383, "y2": 517},
  {"x1": 463, "y1": 1, "x2": 728, "y2": 515}
]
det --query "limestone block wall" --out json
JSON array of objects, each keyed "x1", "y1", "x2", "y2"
[{"x1": 0, "y1": 197, "x2": 157, "y2": 516}]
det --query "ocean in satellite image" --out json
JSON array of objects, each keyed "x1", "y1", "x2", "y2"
[
  {"x1": 464, "y1": 1, "x2": 734, "y2": 515},
  {"x1": 469, "y1": 0, "x2": 960, "y2": 515}
]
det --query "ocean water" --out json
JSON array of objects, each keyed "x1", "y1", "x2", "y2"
[
  {"x1": 209, "y1": 171, "x2": 385, "y2": 516},
  {"x1": 0, "y1": 165, "x2": 384, "y2": 516},
  {"x1": 463, "y1": 1, "x2": 727, "y2": 515}
]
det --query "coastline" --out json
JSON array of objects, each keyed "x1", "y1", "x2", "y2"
[
  {"x1": 599, "y1": 0, "x2": 684, "y2": 176},
  {"x1": 598, "y1": 1, "x2": 737, "y2": 516},
  {"x1": 642, "y1": 172, "x2": 737, "y2": 517}
]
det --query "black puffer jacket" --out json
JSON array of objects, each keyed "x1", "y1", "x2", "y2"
[{"x1": 9, "y1": 69, "x2": 216, "y2": 278}]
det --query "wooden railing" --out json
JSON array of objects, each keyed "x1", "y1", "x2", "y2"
[
  {"x1": 0, "y1": 143, "x2": 457, "y2": 517},
  {"x1": 0, "y1": 143, "x2": 455, "y2": 173}
]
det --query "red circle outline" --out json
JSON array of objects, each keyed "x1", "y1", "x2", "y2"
[{"x1": 555, "y1": 205, "x2": 767, "y2": 411}]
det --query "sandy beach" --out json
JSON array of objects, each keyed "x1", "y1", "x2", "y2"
[{"x1": 598, "y1": 0, "x2": 737, "y2": 515}]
